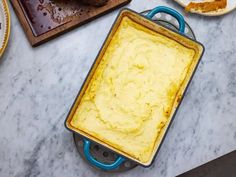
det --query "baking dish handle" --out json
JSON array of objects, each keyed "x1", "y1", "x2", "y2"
[
  {"x1": 146, "y1": 6, "x2": 185, "y2": 34},
  {"x1": 83, "y1": 139, "x2": 125, "y2": 170}
]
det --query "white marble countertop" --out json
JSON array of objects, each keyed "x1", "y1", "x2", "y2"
[{"x1": 0, "y1": 0, "x2": 236, "y2": 177}]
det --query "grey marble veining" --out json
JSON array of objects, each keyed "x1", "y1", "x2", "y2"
[{"x1": 0, "y1": 0, "x2": 236, "y2": 177}]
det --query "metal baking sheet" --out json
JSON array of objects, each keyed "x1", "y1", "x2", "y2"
[{"x1": 176, "y1": 150, "x2": 236, "y2": 177}]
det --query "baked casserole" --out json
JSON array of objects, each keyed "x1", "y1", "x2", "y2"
[{"x1": 69, "y1": 15, "x2": 201, "y2": 163}]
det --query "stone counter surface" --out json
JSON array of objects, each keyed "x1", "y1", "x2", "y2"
[{"x1": 0, "y1": 0, "x2": 235, "y2": 177}]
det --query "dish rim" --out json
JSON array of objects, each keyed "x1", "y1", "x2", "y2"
[{"x1": 0, "y1": 0, "x2": 11, "y2": 58}]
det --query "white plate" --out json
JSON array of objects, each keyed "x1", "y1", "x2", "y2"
[
  {"x1": 174, "y1": 0, "x2": 236, "y2": 16},
  {"x1": 0, "y1": 0, "x2": 10, "y2": 57}
]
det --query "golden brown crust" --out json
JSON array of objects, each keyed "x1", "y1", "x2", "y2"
[{"x1": 185, "y1": 0, "x2": 227, "y2": 13}]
